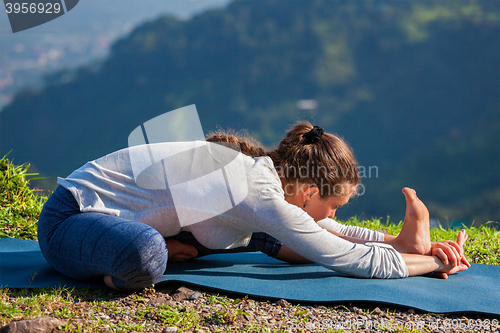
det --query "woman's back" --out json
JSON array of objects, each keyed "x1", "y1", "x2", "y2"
[{"x1": 57, "y1": 140, "x2": 283, "y2": 249}]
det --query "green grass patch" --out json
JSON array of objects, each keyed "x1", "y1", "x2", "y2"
[{"x1": 0, "y1": 154, "x2": 48, "y2": 240}]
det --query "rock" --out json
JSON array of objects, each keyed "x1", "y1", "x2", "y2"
[
  {"x1": 352, "y1": 306, "x2": 363, "y2": 314},
  {"x1": 372, "y1": 307, "x2": 383, "y2": 315},
  {"x1": 171, "y1": 286, "x2": 200, "y2": 301},
  {"x1": 188, "y1": 292, "x2": 203, "y2": 300},
  {"x1": 149, "y1": 296, "x2": 168, "y2": 306},
  {"x1": 166, "y1": 300, "x2": 178, "y2": 307},
  {"x1": 276, "y1": 299, "x2": 289, "y2": 307},
  {"x1": 162, "y1": 327, "x2": 178, "y2": 332},
  {"x1": 0, "y1": 317, "x2": 67, "y2": 333}
]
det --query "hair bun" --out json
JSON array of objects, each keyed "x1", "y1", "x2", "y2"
[{"x1": 302, "y1": 126, "x2": 324, "y2": 144}]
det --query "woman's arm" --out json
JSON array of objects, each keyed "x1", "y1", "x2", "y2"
[
  {"x1": 254, "y1": 183, "x2": 466, "y2": 279},
  {"x1": 401, "y1": 253, "x2": 469, "y2": 277},
  {"x1": 379, "y1": 232, "x2": 469, "y2": 270},
  {"x1": 402, "y1": 253, "x2": 448, "y2": 276},
  {"x1": 276, "y1": 242, "x2": 469, "y2": 278},
  {"x1": 254, "y1": 192, "x2": 409, "y2": 278},
  {"x1": 317, "y1": 218, "x2": 385, "y2": 242},
  {"x1": 322, "y1": 227, "x2": 468, "y2": 272},
  {"x1": 321, "y1": 221, "x2": 464, "y2": 262}
]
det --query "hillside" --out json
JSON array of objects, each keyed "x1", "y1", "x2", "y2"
[
  {"x1": 1, "y1": 0, "x2": 498, "y2": 224},
  {"x1": 0, "y1": 0, "x2": 231, "y2": 110}
]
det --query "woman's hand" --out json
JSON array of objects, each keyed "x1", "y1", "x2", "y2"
[
  {"x1": 431, "y1": 241, "x2": 461, "y2": 266},
  {"x1": 433, "y1": 229, "x2": 471, "y2": 279},
  {"x1": 434, "y1": 261, "x2": 470, "y2": 278}
]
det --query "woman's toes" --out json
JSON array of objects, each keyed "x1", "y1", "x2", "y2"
[{"x1": 402, "y1": 187, "x2": 416, "y2": 201}]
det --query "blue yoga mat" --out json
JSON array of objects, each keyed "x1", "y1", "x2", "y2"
[{"x1": 1, "y1": 238, "x2": 499, "y2": 315}]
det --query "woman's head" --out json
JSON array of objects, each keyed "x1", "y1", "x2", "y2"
[
  {"x1": 206, "y1": 122, "x2": 360, "y2": 220},
  {"x1": 269, "y1": 122, "x2": 359, "y2": 199}
]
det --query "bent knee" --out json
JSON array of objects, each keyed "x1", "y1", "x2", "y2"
[{"x1": 111, "y1": 227, "x2": 167, "y2": 290}]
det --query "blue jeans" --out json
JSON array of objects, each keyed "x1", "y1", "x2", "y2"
[{"x1": 38, "y1": 186, "x2": 282, "y2": 290}]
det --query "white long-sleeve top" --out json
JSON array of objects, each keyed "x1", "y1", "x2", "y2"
[{"x1": 57, "y1": 141, "x2": 408, "y2": 279}]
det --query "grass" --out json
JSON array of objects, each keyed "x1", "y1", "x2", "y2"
[
  {"x1": 0, "y1": 153, "x2": 47, "y2": 240},
  {"x1": 1, "y1": 156, "x2": 499, "y2": 332}
]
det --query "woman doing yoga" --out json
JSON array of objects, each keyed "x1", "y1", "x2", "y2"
[{"x1": 37, "y1": 122, "x2": 469, "y2": 290}]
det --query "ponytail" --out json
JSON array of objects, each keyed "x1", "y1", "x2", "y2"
[{"x1": 269, "y1": 122, "x2": 359, "y2": 197}]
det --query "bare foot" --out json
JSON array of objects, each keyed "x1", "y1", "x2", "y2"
[
  {"x1": 104, "y1": 275, "x2": 122, "y2": 291},
  {"x1": 165, "y1": 239, "x2": 198, "y2": 262},
  {"x1": 389, "y1": 188, "x2": 431, "y2": 255}
]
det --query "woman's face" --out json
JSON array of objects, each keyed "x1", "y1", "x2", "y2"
[
  {"x1": 283, "y1": 182, "x2": 354, "y2": 222},
  {"x1": 303, "y1": 192, "x2": 351, "y2": 222}
]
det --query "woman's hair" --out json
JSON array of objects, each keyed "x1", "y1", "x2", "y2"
[
  {"x1": 269, "y1": 122, "x2": 359, "y2": 198},
  {"x1": 206, "y1": 128, "x2": 267, "y2": 157},
  {"x1": 206, "y1": 122, "x2": 359, "y2": 198}
]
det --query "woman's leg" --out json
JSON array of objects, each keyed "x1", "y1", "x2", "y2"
[
  {"x1": 386, "y1": 187, "x2": 431, "y2": 255},
  {"x1": 38, "y1": 187, "x2": 167, "y2": 290}
]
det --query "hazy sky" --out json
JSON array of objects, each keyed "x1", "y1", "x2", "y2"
[
  {"x1": 0, "y1": 0, "x2": 233, "y2": 110},
  {"x1": 0, "y1": 0, "x2": 232, "y2": 34}
]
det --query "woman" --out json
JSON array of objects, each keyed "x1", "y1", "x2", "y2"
[{"x1": 38, "y1": 122, "x2": 469, "y2": 290}]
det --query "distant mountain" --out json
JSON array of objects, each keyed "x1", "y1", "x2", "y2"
[
  {"x1": 1, "y1": 0, "x2": 498, "y2": 225},
  {"x1": 0, "y1": 0, "x2": 231, "y2": 110}
]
